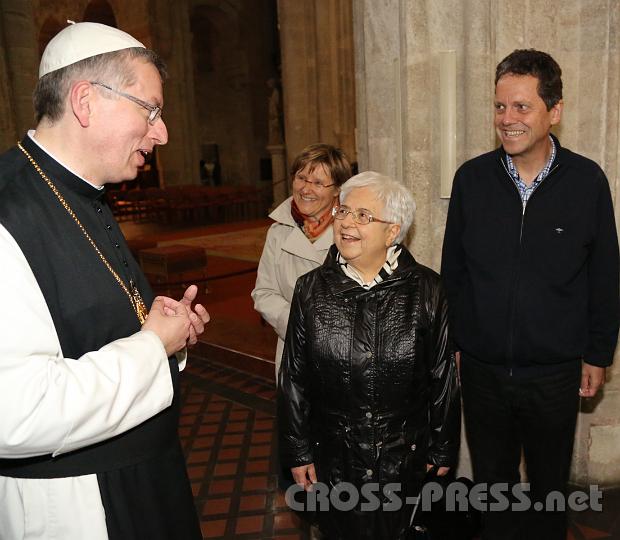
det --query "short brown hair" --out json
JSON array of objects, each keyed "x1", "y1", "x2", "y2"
[
  {"x1": 495, "y1": 49, "x2": 562, "y2": 111},
  {"x1": 289, "y1": 143, "x2": 352, "y2": 187},
  {"x1": 33, "y1": 47, "x2": 167, "y2": 124}
]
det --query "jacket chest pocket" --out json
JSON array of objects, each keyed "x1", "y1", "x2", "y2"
[
  {"x1": 462, "y1": 208, "x2": 518, "y2": 265},
  {"x1": 525, "y1": 217, "x2": 589, "y2": 285}
]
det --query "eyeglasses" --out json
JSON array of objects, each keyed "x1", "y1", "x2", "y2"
[
  {"x1": 90, "y1": 81, "x2": 163, "y2": 125},
  {"x1": 292, "y1": 175, "x2": 335, "y2": 190},
  {"x1": 332, "y1": 205, "x2": 391, "y2": 225}
]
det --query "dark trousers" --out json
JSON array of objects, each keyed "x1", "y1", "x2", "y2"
[{"x1": 460, "y1": 354, "x2": 581, "y2": 540}]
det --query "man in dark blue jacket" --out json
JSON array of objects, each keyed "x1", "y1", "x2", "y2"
[{"x1": 441, "y1": 49, "x2": 619, "y2": 540}]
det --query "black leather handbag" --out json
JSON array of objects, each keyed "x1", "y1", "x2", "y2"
[
  {"x1": 405, "y1": 470, "x2": 481, "y2": 540},
  {"x1": 404, "y1": 469, "x2": 434, "y2": 540}
]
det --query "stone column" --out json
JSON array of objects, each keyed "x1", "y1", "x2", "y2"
[
  {"x1": 267, "y1": 143, "x2": 288, "y2": 208},
  {"x1": 0, "y1": 0, "x2": 38, "y2": 144},
  {"x1": 145, "y1": 0, "x2": 200, "y2": 186},
  {"x1": 277, "y1": 0, "x2": 356, "y2": 167},
  {"x1": 353, "y1": 0, "x2": 620, "y2": 487},
  {"x1": 0, "y1": 11, "x2": 17, "y2": 152}
]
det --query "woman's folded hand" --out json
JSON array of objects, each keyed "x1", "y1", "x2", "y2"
[{"x1": 291, "y1": 463, "x2": 317, "y2": 491}]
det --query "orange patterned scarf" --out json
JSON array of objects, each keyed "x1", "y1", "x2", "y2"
[{"x1": 290, "y1": 197, "x2": 337, "y2": 241}]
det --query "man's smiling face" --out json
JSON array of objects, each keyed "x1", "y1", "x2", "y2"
[{"x1": 494, "y1": 73, "x2": 562, "y2": 165}]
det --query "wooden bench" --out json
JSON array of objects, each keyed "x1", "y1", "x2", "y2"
[
  {"x1": 126, "y1": 238, "x2": 157, "y2": 261},
  {"x1": 139, "y1": 245, "x2": 208, "y2": 291}
]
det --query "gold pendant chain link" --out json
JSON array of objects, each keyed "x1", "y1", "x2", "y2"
[{"x1": 17, "y1": 142, "x2": 147, "y2": 324}]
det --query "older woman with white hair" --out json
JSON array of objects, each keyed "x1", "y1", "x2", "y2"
[{"x1": 278, "y1": 172, "x2": 461, "y2": 540}]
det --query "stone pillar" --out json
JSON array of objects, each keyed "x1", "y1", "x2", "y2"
[
  {"x1": 267, "y1": 143, "x2": 288, "y2": 207},
  {"x1": 0, "y1": 0, "x2": 38, "y2": 144},
  {"x1": 146, "y1": 0, "x2": 200, "y2": 186},
  {"x1": 353, "y1": 0, "x2": 497, "y2": 269},
  {"x1": 354, "y1": 0, "x2": 620, "y2": 487},
  {"x1": 0, "y1": 11, "x2": 18, "y2": 152},
  {"x1": 277, "y1": 0, "x2": 356, "y2": 167}
]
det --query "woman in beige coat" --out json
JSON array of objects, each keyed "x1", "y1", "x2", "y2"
[{"x1": 252, "y1": 144, "x2": 352, "y2": 376}]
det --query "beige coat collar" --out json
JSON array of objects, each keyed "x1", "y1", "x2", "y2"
[{"x1": 269, "y1": 197, "x2": 334, "y2": 263}]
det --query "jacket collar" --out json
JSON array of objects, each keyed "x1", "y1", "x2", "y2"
[
  {"x1": 497, "y1": 132, "x2": 565, "y2": 168},
  {"x1": 270, "y1": 196, "x2": 334, "y2": 262},
  {"x1": 321, "y1": 243, "x2": 418, "y2": 295},
  {"x1": 269, "y1": 196, "x2": 297, "y2": 226},
  {"x1": 495, "y1": 133, "x2": 564, "y2": 197}
]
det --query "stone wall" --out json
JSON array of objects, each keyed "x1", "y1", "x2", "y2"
[
  {"x1": 149, "y1": 0, "x2": 200, "y2": 186},
  {"x1": 0, "y1": 0, "x2": 357, "y2": 192},
  {"x1": 189, "y1": 0, "x2": 279, "y2": 187},
  {"x1": 1, "y1": 0, "x2": 201, "y2": 186},
  {"x1": 278, "y1": 0, "x2": 357, "y2": 179},
  {"x1": 354, "y1": 0, "x2": 620, "y2": 487},
  {"x1": 0, "y1": 0, "x2": 38, "y2": 146}
]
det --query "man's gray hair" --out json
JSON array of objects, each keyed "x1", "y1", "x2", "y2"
[
  {"x1": 339, "y1": 171, "x2": 416, "y2": 244},
  {"x1": 33, "y1": 47, "x2": 166, "y2": 124}
]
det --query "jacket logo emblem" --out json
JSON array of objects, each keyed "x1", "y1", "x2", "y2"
[{"x1": 555, "y1": 228, "x2": 564, "y2": 234}]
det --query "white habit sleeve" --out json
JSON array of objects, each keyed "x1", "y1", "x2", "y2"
[{"x1": 0, "y1": 224, "x2": 175, "y2": 458}]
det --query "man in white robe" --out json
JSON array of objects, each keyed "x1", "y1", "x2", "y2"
[{"x1": 0, "y1": 22, "x2": 209, "y2": 539}]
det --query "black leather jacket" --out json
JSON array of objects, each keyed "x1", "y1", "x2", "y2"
[{"x1": 278, "y1": 245, "x2": 460, "y2": 539}]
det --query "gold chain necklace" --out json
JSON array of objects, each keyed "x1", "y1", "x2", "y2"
[{"x1": 18, "y1": 141, "x2": 148, "y2": 324}]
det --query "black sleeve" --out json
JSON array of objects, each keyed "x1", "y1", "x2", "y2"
[
  {"x1": 440, "y1": 170, "x2": 467, "y2": 339},
  {"x1": 585, "y1": 172, "x2": 620, "y2": 366},
  {"x1": 425, "y1": 278, "x2": 461, "y2": 468},
  {"x1": 277, "y1": 279, "x2": 314, "y2": 468}
]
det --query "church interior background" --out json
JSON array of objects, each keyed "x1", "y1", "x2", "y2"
[{"x1": 1, "y1": 0, "x2": 620, "y2": 538}]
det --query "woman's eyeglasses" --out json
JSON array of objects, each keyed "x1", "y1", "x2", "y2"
[
  {"x1": 332, "y1": 205, "x2": 391, "y2": 225},
  {"x1": 293, "y1": 175, "x2": 335, "y2": 190}
]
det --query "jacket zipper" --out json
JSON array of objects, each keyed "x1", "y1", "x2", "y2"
[{"x1": 500, "y1": 160, "x2": 560, "y2": 375}]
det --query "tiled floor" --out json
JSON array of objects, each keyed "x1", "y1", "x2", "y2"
[{"x1": 179, "y1": 357, "x2": 308, "y2": 539}]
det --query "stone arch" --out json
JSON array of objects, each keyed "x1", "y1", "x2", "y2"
[{"x1": 83, "y1": 0, "x2": 118, "y2": 27}]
